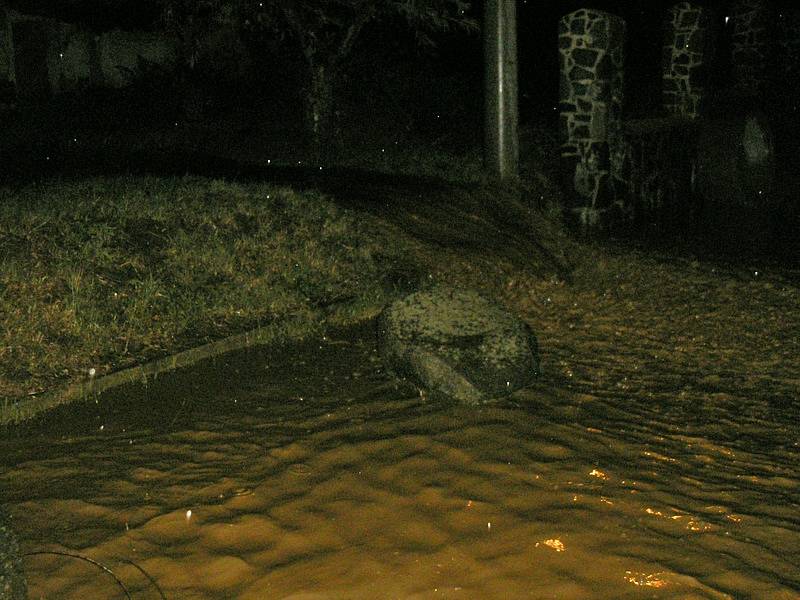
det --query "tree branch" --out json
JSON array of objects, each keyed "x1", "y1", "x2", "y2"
[
  {"x1": 335, "y1": 0, "x2": 377, "y2": 67},
  {"x1": 279, "y1": 3, "x2": 317, "y2": 63}
]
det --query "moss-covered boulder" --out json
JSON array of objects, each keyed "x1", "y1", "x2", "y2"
[
  {"x1": 0, "y1": 507, "x2": 26, "y2": 600},
  {"x1": 377, "y1": 287, "x2": 539, "y2": 404}
]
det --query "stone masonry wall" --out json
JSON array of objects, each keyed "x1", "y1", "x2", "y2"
[
  {"x1": 558, "y1": 9, "x2": 626, "y2": 227},
  {"x1": 729, "y1": 0, "x2": 774, "y2": 98},
  {"x1": 662, "y1": 2, "x2": 714, "y2": 118}
]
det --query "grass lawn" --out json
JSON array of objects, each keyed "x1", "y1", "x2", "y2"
[{"x1": 0, "y1": 176, "x2": 385, "y2": 400}]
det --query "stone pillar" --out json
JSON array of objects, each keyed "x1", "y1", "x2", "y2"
[
  {"x1": 729, "y1": 0, "x2": 773, "y2": 98},
  {"x1": 662, "y1": 2, "x2": 714, "y2": 118},
  {"x1": 558, "y1": 9, "x2": 625, "y2": 227}
]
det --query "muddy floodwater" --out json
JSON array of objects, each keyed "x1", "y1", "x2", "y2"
[{"x1": 2, "y1": 255, "x2": 800, "y2": 600}]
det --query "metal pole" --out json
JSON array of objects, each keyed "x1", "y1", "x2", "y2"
[{"x1": 483, "y1": 0, "x2": 518, "y2": 181}]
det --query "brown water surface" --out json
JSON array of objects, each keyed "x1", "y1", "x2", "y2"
[{"x1": 2, "y1": 258, "x2": 799, "y2": 599}]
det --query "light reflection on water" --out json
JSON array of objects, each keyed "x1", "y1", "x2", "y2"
[{"x1": 1, "y1": 323, "x2": 798, "y2": 599}]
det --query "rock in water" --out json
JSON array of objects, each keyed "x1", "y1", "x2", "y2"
[
  {"x1": 377, "y1": 288, "x2": 539, "y2": 404},
  {"x1": 0, "y1": 507, "x2": 26, "y2": 600}
]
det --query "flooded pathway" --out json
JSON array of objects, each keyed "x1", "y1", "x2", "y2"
[{"x1": 2, "y1": 253, "x2": 799, "y2": 599}]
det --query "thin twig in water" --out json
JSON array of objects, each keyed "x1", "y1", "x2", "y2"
[
  {"x1": 25, "y1": 550, "x2": 168, "y2": 598},
  {"x1": 119, "y1": 557, "x2": 167, "y2": 600},
  {"x1": 24, "y1": 551, "x2": 132, "y2": 599}
]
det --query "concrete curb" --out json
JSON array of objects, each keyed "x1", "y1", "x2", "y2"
[{"x1": 1, "y1": 314, "x2": 327, "y2": 426}]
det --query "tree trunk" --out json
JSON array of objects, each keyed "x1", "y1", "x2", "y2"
[{"x1": 303, "y1": 62, "x2": 338, "y2": 163}]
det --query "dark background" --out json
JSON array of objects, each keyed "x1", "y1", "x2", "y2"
[
  {"x1": 5, "y1": 1, "x2": 798, "y2": 130},
  {"x1": 4, "y1": 0, "x2": 776, "y2": 120}
]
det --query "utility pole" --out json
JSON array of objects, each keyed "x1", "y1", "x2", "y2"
[{"x1": 483, "y1": 0, "x2": 518, "y2": 181}]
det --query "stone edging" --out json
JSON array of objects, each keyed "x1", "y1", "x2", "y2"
[{"x1": 1, "y1": 313, "x2": 328, "y2": 426}]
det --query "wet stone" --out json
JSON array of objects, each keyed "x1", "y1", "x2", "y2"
[
  {"x1": 572, "y1": 82, "x2": 589, "y2": 96},
  {"x1": 569, "y1": 65, "x2": 595, "y2": 81},
  {"x1": 573, "y1": 47, "x2": 599, "y2": 68},
  {"x1": 377, "y1": 287, "x2": 540, "y2": 405},
  {"x1": 570, "y1": 17, "x2": 586, "y2": 35}
]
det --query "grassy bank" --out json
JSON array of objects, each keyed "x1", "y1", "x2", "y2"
[
  {"x1": 0, "y1": 176, "x2": 398, "y2": 401},
  {"x1": 0, "y1": 173, "x2": 572, "y2": 406}
]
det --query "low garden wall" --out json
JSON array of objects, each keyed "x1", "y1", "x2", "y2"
[{"x1": 611, "y1": 117, "x2": 697, "y2": 231}]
